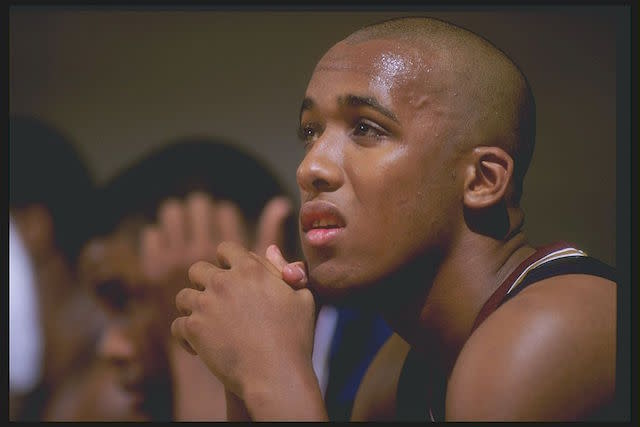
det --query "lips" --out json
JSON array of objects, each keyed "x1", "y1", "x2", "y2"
[
  {"x1": 300, "y1": 201, "x2": 346, "y2": 231},
  {"x1": 300, "y1": 201, "x2": 346, "y2": 247}
]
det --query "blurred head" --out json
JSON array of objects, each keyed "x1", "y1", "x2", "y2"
[
  {"x1": 78, "y1": 225, "x2": 172, "y2": 420},
  {"x1": 296, "y1": 17, "x2": 536, "y2": 303},
  {"x1": 9, "y1": 115, "x2": 102, "y2": 421},
  {"x1": 80, "y1": 137, "x2": 296, "y2": 419},
  {"x1": 10, "y1": 115, "x2": 95, "y2": 265}
]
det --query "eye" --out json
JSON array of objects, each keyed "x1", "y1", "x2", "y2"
[
  {"x1": 297, "y1": 122, "x2": 322, "y2": 148},
  {"x1": 95, "y1": 279, "x2": 129, "y2": 314},
  {"x1": 352, "y1": 119, "x2": 388, "y2": 139}
]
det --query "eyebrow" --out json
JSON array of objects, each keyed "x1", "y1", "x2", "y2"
[
  {"x1": 339, "y1": 94, "x2": 399, "y2": 123},
  {"x1": 298, "y1": 95, "x2": 399, "y2": 124},
  {"x1": 299, "y1": 98, "x2": 314, "y2": 123}
]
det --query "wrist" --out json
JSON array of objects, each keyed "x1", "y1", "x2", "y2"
[{"x1": 241, "y1": 361, "x2": 328, "y2": 421}]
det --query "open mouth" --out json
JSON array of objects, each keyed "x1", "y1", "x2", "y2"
[
  {"x1": 300, "y1": 201, "x2": 346, "y2": 246},
  {"x1": 306, "y1": 216, "x2": 343, "y2": 231}
]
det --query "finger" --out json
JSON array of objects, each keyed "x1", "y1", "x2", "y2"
[
  {"x1": 265, "y1": 244, "x2": 288, "y2": 271},
  {"x1": 140, "y1": 226, "x2": 166, "y2": 279},
  {"x1": 282, "y1": 261, "x2": 308, "y2": 289},
  {"x1": 214, "y1": 240, "x2": 251, "y2": 270},
  {"x1": 253, "y1": 196, "x2": 292, "y2": 257},
  {"x1": 252, "y1": 251, "x2": 286, "y2": 279},
  {"x1": 158, "y1": 198, "x2": 188, "y2": 252},
  {"x1": 171, "y1": 317, "x2": 198, "y2": 355},
  {"x1": 185, "y1": 192, "x2": 215, "y2": 260},
  {"x1": 188, "y1": 260, "x2": 219, "y2": 291},
  {"x1": 216, "y1": 201, "x2": 248, "y2": 246},
  {"x1": 175, "y1": 287, "x2": 199, "y2": 316},
  {"x1": 216, "y1": 241, "x2": 282, "y2": 281}
]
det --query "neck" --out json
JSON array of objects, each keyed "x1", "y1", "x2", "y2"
[{"x1": 381, "y1": 230, "x2": 535, "y2": 376}]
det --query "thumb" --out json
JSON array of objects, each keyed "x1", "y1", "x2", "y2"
[
  {"x1": 266, "y1": 244, "x2": 308, "y2": 289},
  {"x1": 253, "y1": 196, "x2": 292, "y2": 257},
  {"x1": 283, "y1": 261, "x2": 308, "y2": 290}
]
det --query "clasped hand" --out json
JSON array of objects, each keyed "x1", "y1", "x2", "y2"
[{"x1": 141, "y1": 192, "x2": 314, "y2": 401}]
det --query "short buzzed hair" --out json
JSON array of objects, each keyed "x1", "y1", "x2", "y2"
[{"x1": 345, "y1": 17, "x2": 536, "y2": 204}]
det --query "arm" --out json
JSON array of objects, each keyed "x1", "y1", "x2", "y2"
[{"x1": 446, "y1": 274, "x2": 616, "y2": 421}]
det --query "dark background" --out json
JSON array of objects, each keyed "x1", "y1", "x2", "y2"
[{"x1": 10, "y1": 6, "x2": 624, "y2": 267}]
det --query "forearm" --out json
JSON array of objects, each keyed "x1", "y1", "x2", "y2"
[
  {"x1": 225, "y1": 388, "x2": 251, "y2": 421},
  {"x1": 241, "y1": 365, "x2": 328, "y2": 421}
]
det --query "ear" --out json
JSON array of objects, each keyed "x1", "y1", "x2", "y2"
[
  {"x1": 12, "y1": 204, "x2": 55, "y2": 259},
  {"x1": 462, "y1": 146, "x2": 514, "y2": 209}
]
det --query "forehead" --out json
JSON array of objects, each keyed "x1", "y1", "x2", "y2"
[
  {"x1": 79, "y1": 232, "x2": 142, "y2": 288},
  {"x1": 307, "y1": 38, "x2": 451, "y2": 112},
  {"x1": 316, "y1": 39, "x2": 422, "y2": 73}
]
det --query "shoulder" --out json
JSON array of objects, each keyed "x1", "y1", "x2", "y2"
[
  {"x1": 351, "y1": 332, "x2": 410, "y2": 421},
  {"x1": 446, "y1": 273, "x2": 616, "y2": 421}
]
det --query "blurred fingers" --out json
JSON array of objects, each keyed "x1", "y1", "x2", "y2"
[
  {"x1": 140, "y1": 225, "x2": 167, "y2": 279},
  {"x1": 253, "y1": 196, "x2": 292, "y2": 257},
  {"x1": 216, "y1": 201, "x2": 248, "y2": 246},
  {"x1": 185, "y1": 192, "x2": 217, "y2": 261},
  {"x1": 159, "y1": 198, "x2": 188, "y2": 253}
]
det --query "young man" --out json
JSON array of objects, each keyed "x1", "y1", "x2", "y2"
[{"x1": 170, "y1": 17, "x2": 619, "y2": 421}]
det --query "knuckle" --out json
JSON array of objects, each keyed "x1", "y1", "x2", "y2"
[
  {"x1": 194, "y1": 292, "x2": 208, "y2": 312},
  {"x1": 298, "y1": 288, "x2": 316, "y2": 309},
  {"x1": 216, "y1": 240, "x2": 232, "y2": 254},
  {"x1": 170, "y1": 318, "x2": 180, "y2": 337},
  {"x1": 188, "y1": 261, "x2": 208, "y2": 283},
  {"x1": 183, "y1": 315, "x2": 202, "y2": 337},
  {"x1": 175, "y1": 287, "x2": 188, "y2": 306}
]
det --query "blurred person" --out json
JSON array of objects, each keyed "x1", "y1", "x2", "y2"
[
  {"x1": 9, "y1": 115, "x2": 104, "y2": 420},
  {"x1": 171, "y1": 16, "x2": 620, "y2": 421},
  {"x1": 79, "y1": 138, "x2": 297, "y2": 420}
]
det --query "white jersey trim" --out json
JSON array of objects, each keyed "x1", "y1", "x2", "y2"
[{"x1": 506, "y1": 247, "x2": 588, "y2": 296}]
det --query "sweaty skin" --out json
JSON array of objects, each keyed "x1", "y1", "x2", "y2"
[{"x1": 172, "y1": 18, "x2": 616, "y2": 421}]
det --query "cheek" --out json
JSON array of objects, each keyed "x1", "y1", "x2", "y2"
[
  {"x1": 352, "y1": 147, "x2": 456, "y2": 251},
  {"x1": 349, "y1": 145, "x2": 411, "y2": 201}
]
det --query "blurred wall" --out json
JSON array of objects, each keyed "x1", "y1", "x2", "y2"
[{"x1": 10, "y1": 7, "x2": 623, "y2": 266}]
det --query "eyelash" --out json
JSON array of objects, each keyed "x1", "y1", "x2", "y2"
[
  {"x1": 351, "y1": 120, "x2": 387, "y2": 139},
  {"x1": 297, "y1": 122, "x2": 321, "y2": 148},
  {"x1": 297, "y1": 119, "x2": 388, "y2": 148}
]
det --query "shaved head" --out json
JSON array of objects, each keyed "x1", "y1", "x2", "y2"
[{"x1": 342, "y1": 17, "x2": 536, "y2": 204}]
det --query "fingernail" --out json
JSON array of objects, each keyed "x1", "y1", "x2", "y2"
[
  {"x1": 284, "y1": 264, "x2": 304, "y2": 281},
  {"x1": 266, "y1": 244, "x2": 276, "y2": 256}
]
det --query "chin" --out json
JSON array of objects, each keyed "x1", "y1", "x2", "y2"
[{"x1": 308, "y1": 264, "x2": 390, "y2": 311}]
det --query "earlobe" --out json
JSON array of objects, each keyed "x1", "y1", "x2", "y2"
[
  {"x1": 463, "y1": 147, "x2": 513, "y2": 209},
  {"x1": 13, "y1": 204, "x2": 55, "y2": 258}
]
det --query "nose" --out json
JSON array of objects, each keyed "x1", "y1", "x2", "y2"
[
  {"x1": 98, "y1": 322, "x2": 136, "y2": 367},
  {"x1": 296, "y1": 133, "x2": 344, "y2": 195}
]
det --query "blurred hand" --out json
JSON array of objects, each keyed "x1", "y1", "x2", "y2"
[{"x1": 140, "y1": 191, "x2": 293, "y2": 300}]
